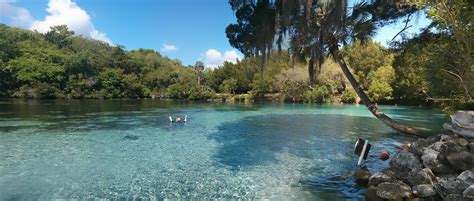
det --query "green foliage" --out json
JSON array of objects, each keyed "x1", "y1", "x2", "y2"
[
  {"x1": 206, "y1": 60, "x2": 255, "y2": 94},
  {"x1": 318, "y1": 59, "x2": 347, "y2": 94},
  {"x1": 367, "y1": 66, "x2": 395, "y2": 102},
  {"x1": 250, "y1": 76, "x2": 273, "y2": 98},
  {"x1": 275, "y1": 66, "x2": 308, "y2": 101},
  {"x1": 343, "y1": 40, "x2": 395, "y2": 102},
  {"x1": 219, "y1": 78, "x2": 238, "y2": 94},
  {"x1": 341, "y1": 88, "x2": 358, "y2": 104},
  {"x1": 392, "y1": 31, "x2": 473, "y2": 107},
  {"x1": 302, "y1": 85, "x2": 331, "y2": 103},
  {"x1": 99, "y1": 68, "x2": 125, "y2": 98},
  {"x1": 189, "y1": 86, "x2": 215, "y2": 100},
  {"x1": 44, "y1": 25, "x2": 74, "y2": 49}
]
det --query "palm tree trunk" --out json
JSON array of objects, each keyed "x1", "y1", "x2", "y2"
[{"x1": 329, "y1": 42, "x2": 422, "y2": 136}]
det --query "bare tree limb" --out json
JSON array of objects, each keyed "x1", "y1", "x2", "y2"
[
  {"x1": 391, "y1": 13, "x2": 413, "y2": 41},
  {"x1": 441, "y1": 69, "x2": 472, "y2": 100}
]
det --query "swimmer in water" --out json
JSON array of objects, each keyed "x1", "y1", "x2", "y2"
[{"x1": 169, "y1": 115, "x2": 187, "y2": 123}]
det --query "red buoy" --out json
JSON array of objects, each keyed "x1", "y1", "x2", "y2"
[{"x1": 380, "y1": 151, "x2": 390, "y2": 161}]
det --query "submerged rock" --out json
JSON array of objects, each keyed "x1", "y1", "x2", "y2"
[
  {"x1": 353, "y1": 166, "x2": 371, "y2": 186},
  {"x1": 123, "y1": 135, "x2": 139, "y2": 140},
  {"x1": 376, "y1": 181, "x2": 412, "y2": 200},
  {"x1": 412, "y1": 184, "x2": 436, "y2": 198},
  {"x1": 390, "y1": 150, "x2": 422, "y2": 179}
]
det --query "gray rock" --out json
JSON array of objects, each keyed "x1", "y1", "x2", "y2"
[
  {"x1": 410, "y1": 136, "x2": 440, "y2": 156},
  {"x1": 430, "y1": 141, "x2": 444, "y2": 152},
  {"x1": 423, "y1": 168, "x2": 438, "y2": 183},
  {"x1": 422, "y1": 148, "x2": 455, "y2": 174},
  {"x1": 365, "y1": 186, "x2": 384, "y2": 201},
  {"x1": 390, "y1": 150, "x2": 422, "y2": 179},
  {"x1": 412, "y1": 184, "x2": 437, "y2": 197},
  {"x1": 440, "y1": 140, "x2": 468, "y2": 155},
  {"x1": 353, "y1": 166, "x2": 371, "y2": 185},
  {"x1": 446, "y1": 151, "x2": 474, "y2": 171},
  {"x1": 408, "y1": 168, "x2": 433, "y2": 186},
  {"x1": 376, "y1": 181, "x2": 412, "y2": 200},
  {"x1": 463, "y1": 185, "x2": 474, "y2": 196},
  {"x1": 445, "y1": 194, "x2": 474, "y2": 201},
  {"x1": 458, "y1": 170, "x2": 474, "y2": 185},
  {"x1": 369, "y1": 171, "x2": 395, "y2": 187},
  {"x1": 468, "y1": 142, "x2": 474, "y2": 153},
  {"x1": 440, "y1": 134, "x2": 454, "y2": 142},
  {"x1": 435, "y1": 176, "x2": 470, "y2": 197}
]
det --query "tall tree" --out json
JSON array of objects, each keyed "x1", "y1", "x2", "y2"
[
  {"x1": 226, "y1": 0, "x2": 276, "y2": 77},
  {"x1": 194, "y1": 61, "x2": 205, "y2": 85},
  {"x1": 229, "y1": 0, "x2": 421, "y2": 135}
]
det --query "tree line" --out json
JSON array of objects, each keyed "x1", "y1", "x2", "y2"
[{"x1": 0, "y1": 0, "x2": 472, "y2": 114}]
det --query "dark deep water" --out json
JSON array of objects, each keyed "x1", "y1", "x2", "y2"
[{"x1": 0, "y1": 99, "x2": 447, "y2": 200}]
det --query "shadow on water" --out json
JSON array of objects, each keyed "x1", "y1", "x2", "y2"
[
  {"x1": 209, "y1": 114, "x2": 404, "y2": 169},
  {"x1": 208, "y1": 113, "x2": 420, "y2": 199}
]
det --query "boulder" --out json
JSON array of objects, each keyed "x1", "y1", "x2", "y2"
[
  {"x1": 408, "y1": 168, "x2": 433, "y2": 186},
  {"x1": 446, "y1": 151, "x2": 474, "y2": 171},
  {"x1": 412, "y1": 184, "x2": 437, "y2": 198},
  {"x1": 468, "y1": 142, "x2": 474, "y2": 153},
  {"x1": 440, "y1": 134, "x2": 455, "y2": 142},
  {"x1": 369, "y1": 170, "x2": 395, "y2": 187},
  {"x1": 458, "y1": 170, "x2": 474, "y2": 186},
  {"x1": 353, "y1": 166, "x2": 371, "y2": 186},
  {"x1": 445, "y1": 194, "x2": 474, "y2": 201},
  {"x1": 423, "y1": 168, "x2": 438, "y2": 183},
  {"x1": 409, "y1": 135, "x2": 440, "y2": 156},
  {"x1": 376, "y1": 181, "x2": 412, "y2": 200},
  {"x1": 430, "y1": 141, "x2": 445, "y2": 152},
  {"x1": 444, "y1": 110, "x2": 474, "y2": 138},
  {"x1": 421, "y1": 148, "x2": 455, "y2": 174},
  {"x1": 364, "y1": 186, "x2": 384, "y2": 201},
  {"x1": 390, "y1": 150, "x2": 422, "y2": 179},
  {"x1": 463, "y1": 185, "x2": 474, "y2": 196},
  {"x1": 439, "y1": 140, "x2": 468, "y2": 155},
  {"x1": 435, "y1": 176, "x2": 470, "y2": 197}
]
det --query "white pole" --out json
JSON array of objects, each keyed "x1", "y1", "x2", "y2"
[{"x1": 357, "y1": 140, "x2": 368, "y2": 166}]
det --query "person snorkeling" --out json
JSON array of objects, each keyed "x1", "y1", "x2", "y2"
[{"x1": 169, "y1": 115, "x2": 187, "y2": 123}]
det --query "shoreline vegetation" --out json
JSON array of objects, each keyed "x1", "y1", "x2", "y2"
[{"x1": 0, "y1": 21, "x2": 472, "y2": 112}]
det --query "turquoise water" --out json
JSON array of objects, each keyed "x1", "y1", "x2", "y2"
[{"x1": 0, "y1": 100, "x2": 447, "y2": 200}]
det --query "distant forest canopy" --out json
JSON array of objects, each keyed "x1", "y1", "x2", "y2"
[{"x1": 0, "y1": 0, "x2": 472, "y2": 111}]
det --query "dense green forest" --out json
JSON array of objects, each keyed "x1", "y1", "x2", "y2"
[{"x1": 0, "y1": 0, "x2": 472, "y2": 111}]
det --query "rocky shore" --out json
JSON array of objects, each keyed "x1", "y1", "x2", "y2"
[{"x1": 360, "y1": 133, "x2": 474, "y2": 200}]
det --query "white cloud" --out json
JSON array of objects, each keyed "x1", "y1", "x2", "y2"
[
  {"x1": 0, "y1": 0, "x2": 112, "y2": 44},
  {"x1": 203, "y1": 49, "x2": 241, "y2": 69},
  {"x1": 160, "y1": 44, "x2": 178, "y2": 52},
  {"x1": 0, "y1": 0, "x2": 35, "y2": 28}
]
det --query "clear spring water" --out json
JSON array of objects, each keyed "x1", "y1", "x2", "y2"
[{"x1": 0, "y1": 99, "x2": 447, "y2": 200}]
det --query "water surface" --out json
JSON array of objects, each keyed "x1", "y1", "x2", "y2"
[{"x1": 0, "y1": 100, "x2": 447, "y2": 200}]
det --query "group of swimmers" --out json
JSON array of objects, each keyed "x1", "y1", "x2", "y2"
[{"x1": 169, "y1": 115, "x2": 187, "y2": 123}]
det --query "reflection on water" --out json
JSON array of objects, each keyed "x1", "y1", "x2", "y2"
[{"x1": 0, "y1": 99, "x2": 447, "y2": 199}]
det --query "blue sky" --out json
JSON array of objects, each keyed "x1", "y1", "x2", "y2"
[{"x1": 1, "y1": 0, "x2": 430, "y2": 67}]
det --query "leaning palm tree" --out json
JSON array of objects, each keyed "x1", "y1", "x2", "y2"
[{"x1": 229, "y1": 0, "x2": 421, "y2": 136}]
